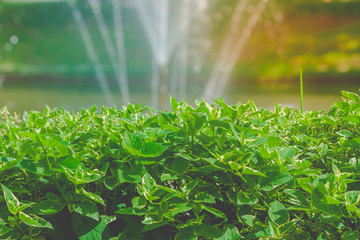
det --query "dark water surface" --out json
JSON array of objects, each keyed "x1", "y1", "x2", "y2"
[{"x1": 0, "y1": 82, "x2": 358, "y2": 113}]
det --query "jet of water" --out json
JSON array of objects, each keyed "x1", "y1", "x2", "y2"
[
  {"x1": 203, "y1": 0, "x2": 269, "y2": 100},
  {"x1": 134, "y1": 0, "x2": 192, "y2": 107},
  {"x1": 112, "y1": 0, "x2": 131, "y2": 104},
  {"x1": 169, "y1": 0, "x2": 191, "y2": 98},
  {"x1": 88, "y1": 0, "x2": 130, "y2": 104},
  {"x1": 67, "y1": 0, "x2": 115, "y2": 106}
]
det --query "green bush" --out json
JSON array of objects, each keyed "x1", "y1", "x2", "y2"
[{"x1": 0, "y1": 91, "x2": 360, "y2": 239}]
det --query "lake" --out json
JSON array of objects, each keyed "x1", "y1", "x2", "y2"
[{"x1": 0, "y1": 80, "x2": 357, "y2": 113}]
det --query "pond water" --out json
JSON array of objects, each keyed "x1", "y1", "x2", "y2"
[{"x1": 0, "y1": 81, "x2": 357, "y2": 114}]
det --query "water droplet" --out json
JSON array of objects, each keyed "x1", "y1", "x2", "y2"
[
  {"x1": 10, "y1": 35, "x2": 19, "y2": 45},
  {"x1": 4, "y1": 43, "x2": 13, "y2": 52}
]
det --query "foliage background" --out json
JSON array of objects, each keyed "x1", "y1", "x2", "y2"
[{"x1": 0, "y1": 0, "x2": 359, "y2": 86}]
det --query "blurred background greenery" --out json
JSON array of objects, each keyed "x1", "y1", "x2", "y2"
[{"x1": 0, "y1": 0, "x2": 359, "y2": 112}]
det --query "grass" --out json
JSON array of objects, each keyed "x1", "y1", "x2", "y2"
[{"x1": 300, "y1": 68, "x2": 304, "y2": 113}]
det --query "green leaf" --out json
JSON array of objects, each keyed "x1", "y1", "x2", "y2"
[
  {"x1": 62, "y1": 165, "x2": 104, "y2": 185},
  {"x1": 72, "y1": 214, "x2": 111, "y2": 240},
  {"x1": 248, "y1": 137, "x2": 268, "y2": 147},
  {"x1": 244, "y1": 227, "x2": 271, "y2": 240},
  {"x1": 140, "y1": 142, "x2": 167, "y2": 158},
  {"x1": 132, "y1": 197, "x2": 146, "y2": 209},
  {"x1": 240, "y1": 215, "x2": 256, "y2": 227},
  {"x1": 195, "y1": 192, "x2": 216, "y2": 203},
  {"x1": 118, "y1": 222, "x2": 145, "y2": 239},
  {"x1": 237, "y1": 191, "x2": 259, "y2": 205},
  {"x1": 44, "y1": 138, "x2": 71, "y2": 156},
  {"x1": 334, "y1": 101, "x2": 350, "y2": 111},
  {"x1": 142, "y1": 173, "x2": 156, "y2": 193},
  {"x1": 175, "y1": 227, "x2": 197, "y2": 240},
  {"x1": 269, "y1": 221, "x2": 279, "y2": 238},
  {"x1": 0, "y1": 157, "x2": 20, "y2": 174},
  {"x1": 217, "y1": 224, "x2": 241, "y2": 240},
  {"x1": 170, "y1": 203, "x2": 193, "y2": 217},
  {"x1": 268, "y1": 201, "x2": 289, "y2": 225},
  {"x1": 201, "y1": 158, "x2": 227, "y2": 170},
  {"x1": 278, "y1": 221, "x2": 295, "y2": 235},
  {"x1": 348, "y1": 115, "x2": 360, "y2": 124},
  {"x1": 312, "y1": 185, "x2": 344, "y2": 217},
  {"x1": 294, "y1": 231, "x2": 311, "y2": 239},
  {"x1": 117, "y1": 163, "x2": 143, "y2": 184},
  {"x1": 182, "y1": 178, "x2": 199, "y2": 193},
  {"x1": 345, "y1": 191, "x2": 360, "y2": 205},
  {"x1": 16, "y1": 160, "x2": 50, "y2": 176},
  {"x1": 33, "y1": 200, "x2": 65, "y2": 215},
  {"x1": 213, "y1": 98, "x2": 235, "y2": 113},
  {"x1": 72, "y1": 132, "x2": 97, "y2": 143},
  {"x1": 243, "y1": 166, "x2": 267, "y2": 177},
  {"x1": 170, "y1": 96, "x2": 179, "y2": 111},
  {"x1": 135, "y1": 157, "x2": 158, "y2": 165},
  {"x1": 317, "y1": 232, "x2": 331, "y2": 240},
  {"x1": 104, "y1": 177, "x2": 119, "y2": 190},
  {"x1": 0, "y1": 229, "x2": 21, "y2": 240},
  {"x1": 89, "y1": 105, "x2": 97, "y2": 113},
  {"x1": 278, "y1": 147, "x2": 295, "y2": 160},
  {"x1": 117, "y1": 164, "x2": 139, "y2": 183},
  {"x1": 81, "y1": 188, "x2": 105, "y2": 206},
  {"x1": 187, "y1": 113, "x2": 206, "y2": 134},
  {"x1": 74, "y1": 200, "x2": 99, "y2": 221},
  {"x1": 172, "y1": 158, "x2": 190, "y2": 174},
  {"x1": 342, "y1": 91, "x2": 360, "y2": 102},
  {"x1": 19, "y1": 212, "x2": 53, "y2": 229},
  {"x1": 192, "y1": 223, "x2": 223, "y2": 239},
  {"x1": 284, "y1": 189, "x2": 309, "y2": 206},
  {"x1": 203, "y1": 206, "x2": 227, "y2": 220},
  {"x1": 261, "y1": 172, "x2": 293, "y2": 191},
  {"x1": 342, "y1": 231, "x2": 359, "y2": 240},
  {"x1": 208, "y1": 119, "x2": 230, "y2": 129},
  {"x1": 16, "y1": 202, "x2": 35, "y2": 214},
  {"x1": 58, "y1": 156, "x2": 81, "y2": 171},
  {"x1": 0, "y1": 225, "x2": 12, "y2": 235},
  {"x1": 122, "y1": 132, "x2": 142, "y2": 156},
  {"x1": 1, "y1": 184, "x2": 21, "y2": 215},
  {"x1": 142, "y1": 214, "x2": 163, "y2": 225},
  {"x1": 344, "y1": 138, "x2": 360, "y2": 148},
  {"x1": 115, "y1": 207, "x2": 149, "y2": 216},
  {"x1": 142, "y1": 222, "x2": 167, "y2": 232},
  {"x1": 337, "y1": 130, "x2": 353, "y2": 138}
]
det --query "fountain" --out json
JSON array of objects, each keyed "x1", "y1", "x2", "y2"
[
  {"x1": 133, "y1": 0, "x2": 270, "y2": 105},
  {"x1": 67, "y1": 0, "x2": 115, "y2": 106},
  {"x1": 203, "y1": 0, "x2": 269, "y2": 100},
  {"x1": 67, "y1": 0, "x2": 270, "y2": 108},
  {"x1": 133, "y1": 0, "x2": 193, "y2": 107},
  {"x1": 88, "y1": 0, "x2": 130, "y2": 104}
]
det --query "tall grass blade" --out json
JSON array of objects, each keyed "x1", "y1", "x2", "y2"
[{"x1": 300, "y1": 68, "x2": 304, "y2": 113}]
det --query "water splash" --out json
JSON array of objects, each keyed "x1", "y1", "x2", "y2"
[
  {"x1": 88, "y1": 0, "x2": 130, "y2": 104},
  {"x1": 203, "y1": 0, "x2": 269, "y2": 100},
  {"x1": 169, "y1": 0, "x2": 191, "y2": 98},
  {"x1": 69, "y1": 0, "x2": 270, "y2": 107},
  {"x1": 134, "y1": 0, "x2": 191, "y2": 107},
  {"x1": 67, "y1": 0, "x2": 114, "y2": 106},
  {"x1": 112, "y1": 0, "x2": 130, "y2": 104}
]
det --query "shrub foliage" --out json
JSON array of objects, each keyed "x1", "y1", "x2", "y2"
[{"x1": 0, "y1": 91, "x2": 360, "y2": 239}]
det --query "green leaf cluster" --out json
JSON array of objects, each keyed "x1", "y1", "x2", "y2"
[{"x1": 0, "y1": 91, "x2": 359, "y2": 239}]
